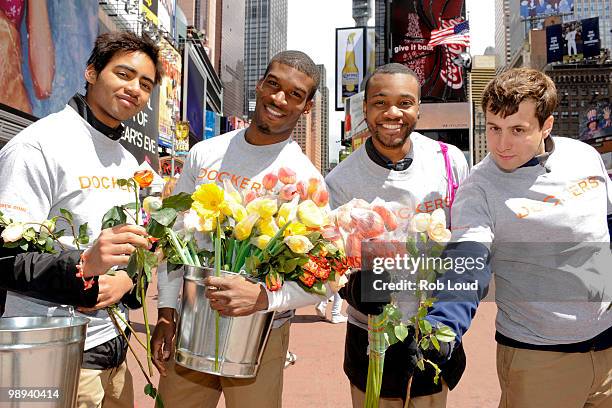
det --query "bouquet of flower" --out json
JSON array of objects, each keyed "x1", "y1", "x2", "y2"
[{"x1": 331, "y1": 199, "x2": 456, "y2": 408}]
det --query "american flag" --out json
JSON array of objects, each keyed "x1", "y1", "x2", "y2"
[{"x1": 428, "y1": 20, "x2": 470, "y2": 48}]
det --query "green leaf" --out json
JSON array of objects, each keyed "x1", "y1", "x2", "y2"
[
  {"x1": 384, "y1": 330, "x2": 399, "y2": 346},
  {"x1": 126, "y1": 253, "x2": 139, "y2": 279},
  {"x1": 406, "y1": 237, "x2": 419, "y2": 258},
  {"x1": 147, "y1": 219, "x2": 167, "y2": 239},
  {"x1": 435, "y1": 324, "x2": 456, "y2": 343},
  {"x1": 420, "y1": 337, "x2": 430, "y2": 350},
  {"x1": 416, "y1": 358, "x2": 425, "y2": 371},
  {"x1": 124, "y1": 202, "x2": 138, "y2": 210},
  {"x1": 117, "y1": 178, "x2": 129, "y2": 187},
  {"x1": 19, "y1": 242, "x2": 29, "y2": 251},
  {"x1": 418, "y1": 319, "x2": 432, "y2": 335},
  {"x1": 22, "y1": 227, "x2": 36, "y2": 242},
  {"x1": 60, "y1": 209, "x2": 73, "y2": 224},
  {"x1": 151, "y1": 208, "x2": 178, "y2": 227},
  {"x1": 394, "y1": 324, "x2": 409, "y2": 342},
  {"x1": 78, "y1": 223, "x2": 90, "y2": 245},
  {"x1": 101, "y1": 206, "x2": 126, "y2": 229},
  {"x1": 431, "y1": 335, "x2": 440, "y2": 351},
  {"x1": 309, "y1": 281, "x2": 327, "y2": 296},
  {"x1": 143, "y1": 250, "x2": 158, "y2": 282},
  {"x1": 45, "y1": 237, "x2": 54, "y2": 252},
  {"x1": 162, "y1": 192, "x2": 194, "y2": 212},
  {"x1": 417, "y1": 307, "x2": 427, "y2": 320}
]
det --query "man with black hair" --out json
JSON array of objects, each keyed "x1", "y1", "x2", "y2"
[
  {"x1": 0, "y1": 31, "x2": 161, "y2": 407},
  {"x1": 153, "y1": 50, "x2": 330, "y2": 408},
  {"x1": 326, "y1": 63, "x2": 469, "y2": 407}
]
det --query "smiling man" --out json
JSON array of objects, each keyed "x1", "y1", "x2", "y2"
[
  {"x1": 426, "y1": 68, "x2": 612, "y2": 408},
  {"x1": 325, "y1": 63, "x2": 469, "y2": 407},
  {"x1": 153, "y1": 50, "x2": 330, "y2": 408},
  {"x1": 0, "y1": 32, "x2": 162, "y2": 407}
]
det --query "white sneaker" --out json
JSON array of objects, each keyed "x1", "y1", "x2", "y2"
[
  {"x1": 315, "y1": 304, "x2": 326, "y2": 318},
  {"x1": 330, "y1": 314, "x2": 348, "y2": 324},
  {"x1": 284, "y1": 351, "x2": 297, "y2": 369}
]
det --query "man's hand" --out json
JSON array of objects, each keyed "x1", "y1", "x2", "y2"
[
  {"x1": 204, "y1": 275, "x2": 269, "y2": 317},
  {"x1": 77, "y1": 270, "x2": 134, "y2": 312},
  {"x1": 83, "y1": 224, "x2": 151, "y2": 277},
  {"x1": 152, "y1": 308, "x2": 177, "y2": 376}
]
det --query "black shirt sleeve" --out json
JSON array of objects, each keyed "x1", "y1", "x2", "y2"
[{"x1": 0, "y1": 246, "x2": 99, "y2": 312}]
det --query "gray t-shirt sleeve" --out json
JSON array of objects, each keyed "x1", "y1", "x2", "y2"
[
  {"x1": 450, "y1": 181, "x2": 494, "y2": 246},
  {"x1": 0, "y1": 143, "x2": 53, "y2": 222},
  {"x1": 174, "y1": 149, "x2": 198, "y2": 195},
  {"x1": 325, "y1": 171, "x2": 348, "y2": 210}
]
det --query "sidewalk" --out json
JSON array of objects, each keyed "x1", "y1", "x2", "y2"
[{"x1": 130, "y1": 277, "x2": 500, "y2": 407}]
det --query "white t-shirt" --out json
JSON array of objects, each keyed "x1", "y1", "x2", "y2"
[{"x1": 0, "y1": 105, "x2": 137, "y2": 350}]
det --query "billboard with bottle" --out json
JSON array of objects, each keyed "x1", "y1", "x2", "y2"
[
  {"x1": 389, "y1": 0, "x2": 467, "y2": 102},
  {"x1": 336, "y1": 27, "x2": 367, "y2": 111}
]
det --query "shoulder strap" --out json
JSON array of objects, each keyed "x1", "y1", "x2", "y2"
[{"x1": 438, "y1": 141, "x2": 459, "y2": 209}]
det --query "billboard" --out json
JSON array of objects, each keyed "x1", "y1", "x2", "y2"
[
  {"x1": 336, "y1": 27, "x2": 367, "y2": 111},
  {"x1": 546, "y1": 17, "x2": 600, "y2": 64},
  {"x1": 141, "y1": 0, "x2": 159, "y2": 26},
  {"x1": 390, "y1": 0, "x2": 467, "y2": 102},
  {"x1": 205, "y1": 110, "x2": 219, "y2": 139},
  {"x1": 184, "y1": 43, "x2": 206, "y2": 142},
  {"x1": 579, "y1": 99, "x2": 612, "y2": 142},
  {"x1": 520, "y1": 0, "x2": 574, "y2": 19},
  {"x1": 120, "y1": 86, "x2": 160, "y2": 170},
  {"x1": 158, "y1": 38, "x2": 182, "y2": 148},
  {"x1": 0, "y1": 0, "x2": 98, "y2": 118}
]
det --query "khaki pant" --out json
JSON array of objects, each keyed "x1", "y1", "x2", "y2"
[
  {"x1": 497, "y1": 344, "x2": 612, "y2": 408},
  {"x1": 158, "y1": 322, "x2": 291, "y2": 408},
  {"x1": 350, "y1": 382, "x2": 448, "y2": 408},
  {"x1": 77, "y1": 361, "x2": 134, "y2": 408}
]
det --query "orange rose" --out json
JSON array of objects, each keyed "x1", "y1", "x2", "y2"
[
  {"x1": 299, "y1": 271, "x2": 316, "y2": 287},
  {"x1": 133, "y1": 170, "x2": 154, "y2": 188}
]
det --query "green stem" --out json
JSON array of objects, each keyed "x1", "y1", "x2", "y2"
[
  {"x1": 187, "y1": 240, "x2": 201, "y2": 267},
  {"x1": 141, "y1": 274, "x2": 153, "y2": 377},
  {"x1": 108, "y1": 306, "x2": 149, "y2": 351},
  {"x1": 214, "y1": 218, "x2": 222, "y2": 371},
  {"x1": 133, "y1": 180, "x2": 141, "y2": 225},
  {"x1": 166, "y1": 228, "x2": 191, "y2": 265}
]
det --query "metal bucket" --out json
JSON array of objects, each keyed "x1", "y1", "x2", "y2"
[
  {"x1": 0, "y1": 316, "x2": 89, "y2": 408},
  {"x1": 175, "y1": 266, "x2": 275, "y2": 378}
]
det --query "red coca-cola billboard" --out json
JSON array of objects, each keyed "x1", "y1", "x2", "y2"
[{"x1": 390, "y1": 0, "x2": 467, "y2": 102}]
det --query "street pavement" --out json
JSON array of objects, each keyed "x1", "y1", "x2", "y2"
[{"x1": 130, "y1": 276, "x2": 500, "y2": 407}]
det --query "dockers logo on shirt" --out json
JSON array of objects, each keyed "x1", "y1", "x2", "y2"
[
  {"x1": 78, "y1": 176, "x2": 135, "y2": 191},
  {"x1": 197, "y1": 167, "x2": 264, "y2": 192},
  {"x1": 508, "y1": 176, "x2": 602, "y2": 219}
]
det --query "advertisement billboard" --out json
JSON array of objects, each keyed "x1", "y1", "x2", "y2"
[
  {"x1": 546, "y1": 18, "x2": 600, "y2": 64},
  {"x1": 579, "y1": 99, "x2": 612, "y2": 142},
  {"x1": 205, "y1": 110, "x2": 218, "y2": 139},
  {"x1": 120, "y1": 86, "x2": 160, "y2": 169},
  {"x1": 141, "y1": 0, "x2": 159, "y2": 26},
  {"x1": 0, "y1": 0, "x2": 98, "y2": 118},
  {"x1": 546, "y1": 24, "x2": 564, "y2": 63},
  {"x1": 390, "y1": 0, "x2": 467, "y2": 102},
  {"x1": 336, "y1": 27, "x2": 366, "y2": 111},
  {"x1": 184, "y1": 43, "x2": 206, "y2": 142},
  {"x1": 158, "y1": 38, "x2": 182, "y2": 148},
  {"x1": 520, "y1": 0, "x2": 574, "y2": 19}
]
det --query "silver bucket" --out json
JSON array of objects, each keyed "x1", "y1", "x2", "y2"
[
  {"x1": 175, "y1": 266, "x2": 275, "y2": 378},
  {"x1": 0, "y1": 316, "x2": 89, "y2": 408}
]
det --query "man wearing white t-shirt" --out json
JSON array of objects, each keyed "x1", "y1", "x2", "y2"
[
  {"x1": 153, "y1": 51, "x2": 330, "y2": 408},
  {"x1": 0, "y1": 32, "x2": 161, "y2": 407}
]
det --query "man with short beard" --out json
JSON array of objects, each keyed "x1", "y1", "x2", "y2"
[{"x1": 326, "y1": 63, "x2": 469, "y2": 407}]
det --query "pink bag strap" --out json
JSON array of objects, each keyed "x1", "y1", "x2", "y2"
[{"x1": 438, "y1": 141, "x2": 459, "y2": 209}]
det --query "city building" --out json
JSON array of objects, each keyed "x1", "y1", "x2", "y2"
[
  {"x1": 244, "y1": 0, "x2": 288, "y2": 118},
  {"x1": 468, "y1": 55, "x2": 497, "y2": 164},
  {"x1": 353, "y1": 0, "x2": 373, "y2": 26},
  {"x1": 316, "y1": 65, "x2": 330, "y2": 174},
  {"x1": 291, "y1": 111, "x2": 313, "y2": 165},
  {"x1": 495, "y1": 0, "x2": 527, "y2": 70},
  {"x1": 220, "y1": 0, "x2": 245, "y2": 118},
  {"x1": 178, "y1": 0, "x2": 220, "y2": 65},
  {"x1": 374, "y1": 0, "x2": 387, "y2": 67},
  {"x1": 545, "y1": 62, "x2": 612, "y2": 142}
]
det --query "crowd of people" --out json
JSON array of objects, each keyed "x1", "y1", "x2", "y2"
[{"x1": 0, "y1": 31, "x2": 610, "y2": 408}]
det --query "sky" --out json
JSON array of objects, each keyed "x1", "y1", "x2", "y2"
[{"x1": 287, "y1": 0, "x2": 495, "y2": 163}]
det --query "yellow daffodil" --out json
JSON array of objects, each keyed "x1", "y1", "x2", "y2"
[
  {"x1": 297, "y1": 200, "x2": 325, "y2": 228},
  {"x1": 222, "y1": 179, "x2": 243, "y2": 205},
  {"x1": 250, "y1": 235, "x2": 272, "y2": 250},
  {"x1": 258, "y1": 217, "x2": 279, "y2": 237},
  {"x1": 283, "y1": 221, "x2": 307, "y2": 237},
  {"x1": 284, "y1": 235, "x2": 314, "y2": 254},
  {"x1": 246, "y1": 198, "x2": 278, "y2": 219},
  {"x1": 226, "y1": 200, "x2": 247, "y2": 222},
  {"x1": 192, "y1": 183, "x2": 225, "y2": 214},
  {"x1": 234, "y1": 213, "x2": 260, "y2": 241}
]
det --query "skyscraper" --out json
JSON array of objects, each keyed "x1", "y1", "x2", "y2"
[
  {"x1": 316, "y1": 65, "x2": 330, "y2": 174},
  {"x1": 468, "y1": 55, "x2": 496, "y2": 164},
  {"x1": 220, "y1": 0, "x2": 245, "y2": 118},
  {"x1": 495, "y1": 0, "x2": 526, "y2": 70},
  {"x1": 244, "y1": 0, "x2": 288, "y2": 118}
]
